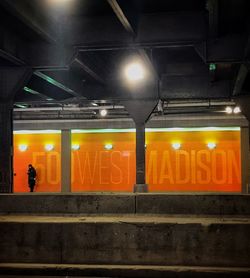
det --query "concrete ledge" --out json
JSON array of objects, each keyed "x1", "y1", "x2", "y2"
[
  {"x1": 1, "y1": 193, "x2": 250, "y2": 215},
  {"x1": 1, "y1": 263, "x2": 250, "y2": 277},
  {"x1": 136, "y1": 194, "x2": 250, "y2": 215},
  {"x1": 0, "y1": 216, "x2": 250, "y2": 267},
  {"x1": 0, "y1": 193, "x2": 135, "y2": 215}
]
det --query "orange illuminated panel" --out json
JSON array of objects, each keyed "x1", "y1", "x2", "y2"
[
  {"x1": 146, "y1": 130, "x2": 241, "y2": 192},
  {"x1": 13, "y1": 128, "x2": 241, "y2": 193},
  {"x1": 71, "y1": 131, "x2": 136, "y2": 192},
  {"x1": 14, "y1": 132, "x2": 61, "y2": 192}
]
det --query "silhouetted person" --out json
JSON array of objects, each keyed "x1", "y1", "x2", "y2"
[{"x1": 27, "y1": 164, "x2": 36, "y2": 192}]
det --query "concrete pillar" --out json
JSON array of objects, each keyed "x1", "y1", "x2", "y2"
[
  {"x1": 0, "y1": 68, "x2": 32, "y2": 193},
  {"x1": 135, "y1": 122, "x2": 148, "y2": 192},
  {"x1": 122, "y1": 100, "x2": 158, "y2": 193},
  {"x1": 0, "y1": 102, "x2": 13, "y2": 193},
  {"x1": 241, "y1": 127, "x2": 250, "y2": 193},
  {"x1": 61, "y1": 129, "x2": 71, "y2": 192}
]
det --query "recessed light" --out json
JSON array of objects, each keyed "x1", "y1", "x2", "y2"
[
  {"x1": 225, "y1": 106, "x2": 233, "y2": 114},
  {"x1": 207, "y1": 142, "x2": 216, "y2": 150},
  {"x1": 72, "y1": 144, "x2": 80, "y2": 151},
  {"x1": 100, "y1": 109, "x2": 108, "y2": 117},
  {"x1": 45, "y1": 144, "x2": 54, "y2": 151},
  {"x1": 19, "y1": 144, "x2": 28, "y2": 152},
  {"x1": 104, "y1": 144, "x2": 113, "y2": 150},
  {"x1": 233, "y1": 106, "x2": 241, "y2": 114},
  {"x1": 124, "y1": 62, "x2": 145, "y2": 81},
  {"x1": 172, "y1": 143, "x2": 181, "y2": 150}
]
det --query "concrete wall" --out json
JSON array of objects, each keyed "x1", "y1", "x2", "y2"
[
  {"x1": 0, "y1": 194, "x2": 135, "y2": 214},
  {"x1": 0, "y1": 218, "x2": 250, "y2": 266},
  {"x1": 1, "y1": 194, "x2": 250, "y2": 215}
]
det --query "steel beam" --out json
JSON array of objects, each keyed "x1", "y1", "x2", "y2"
[
  {"x1": 233, "y1": 64, "x2": 249, "y2": 96},
  {"x1": 232, "y1": 35, "x2": 250, "y2": 96},
  {"x1": 34, "y1": 71, "x2": 79, "y2": 98},
  {"x1": 65, "y1": 12, "x2": 205, "y2": 47},
  {"x1": 107, "y1": 0, "x2": 158, "y2": 79},
  {"x1": 207, "y1": 0, "x2": 218, "y2": 38},
  {"x1": 160, "y1": 75, "x2": 231, "y2": 99},
  {"x1": 26, "y1": 44, "x2": 76, "y2": 69},
  {"x1": 107, "y1": 0, "x2": 136, "y2": 35},
  {"x1": 72, "y1": 58, "x2": 105, "y2": 84},
  {"x1": 0, "y1": 0, "x2": 57, "y2": 43}
]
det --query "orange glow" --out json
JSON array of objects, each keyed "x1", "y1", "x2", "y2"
[
  {"x1": 71, "y1": 132, "x2": 136, "y2": 192},
  {"x1": 14, "y1": 133, "x2": 61, "y2": 193},
  {"x1": 14, "y1": 130, "x2": 241, "y2": 193},
  {"x1": 145, "y1": 131, "x2": 241, "y2": 192}
]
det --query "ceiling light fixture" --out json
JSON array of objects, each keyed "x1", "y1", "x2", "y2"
[
  {"x1": 225, "y1": 106, "x2": 233, "y2": 114},
  {"x1": 233, "y1": 106, "x2": 241, "y2": 114},
  {"x1": 124, "y1": 62, "x2": 145, "y2": 81},
  {"x1": 100, "y1": 109, "x2": 108, "y2": 117}
]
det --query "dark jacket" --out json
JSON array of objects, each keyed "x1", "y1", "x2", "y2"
[{"x1": 28, "y1": 166, "x2": 36, "y2": 185}]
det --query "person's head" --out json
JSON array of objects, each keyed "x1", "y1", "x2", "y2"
[{"x1": 28, "y1": 164, "x2": 32, "y2": 168}]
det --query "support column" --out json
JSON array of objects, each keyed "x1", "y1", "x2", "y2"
[
  {"x1": 0, "y1": 102, "x2": 13, "y2": 193},
  {"x1": 241, "y1": 127, "x2": 250, "y2": 193},
  {"x1": 235, "y1": 97, "x2": 250, "y2": 193},
  {"x1": 122, "y1": 99, "x2": 158, "y2": 193},
  {"x1": 0, "y1": 67, "x2": 32, "y2": 193},
  {"x1": 61, "y1": 129, "x2": 71, "y2": 193},
  {"x1": 135, "y1": 122, "x2": 147, "y2": 192}
]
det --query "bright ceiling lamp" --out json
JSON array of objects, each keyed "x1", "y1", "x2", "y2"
[
  {"x1": 225, "y1": 106, "x2": 233, "y2": 114},
  {"x1": 233, "y1": 106, "x2": 241, "y2": 114},
  {"x1": 104, "y1": 144, "x2": 113, "y2": 150},
  {"x1": 207, "y1": 142, "x2": 216, "y2": 150},
  {"x1": 124, "y1": 62, "x2": 145, "y2": 82},
  {"x1": 72, "y1": 144, "x2": 80, "y2": 151},
  {"x1": 172, "y1": 142, "x2": 181, "y2": 150},
  {"x1": 47, "y1": 0, "x2": 72, "y2": 5},
  {"x1": 19, "y1": 144, "x2": 28, "y2": 152},
  {"x1": 100, "y1": 109, "x2": 108, "y2": 117},
  {"x1": 45, "y1": 144, "x2": 54, "y2": 151}
]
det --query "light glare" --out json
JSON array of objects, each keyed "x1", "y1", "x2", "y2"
[
  {"x1": 207, "y1": 142, "x2": 216, "y2": 150},
  {"x1": 233, "y1": 106, "x2": 241, "y2": 114},
  {"x1": 172, "y1": 143, "x2": 181, "y2": 150},
  {"x1": 46, "y1": 0, "x2": 72, "y2": 6},
  {"x1": 104, "y1": 144, "x2": 113, "y2": 150},
  {"x1": 72, "y1": 144, "x2": 80, "y2": 151},
  {"x1": 19, "y1": 144, "x2": 28, "y2": 152},
  {"x1": 225, "y1": 106, "x2": 233, "y2": 114},
  {"x1": 100, "y1": 109, "x2": 108, "y2": 117},
  {"x1": 45, "y1": 144, "x2": 54, "y2": 151},
  {"x1": 125, "y1": 62, "x2": 145, "y2": 81}
]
